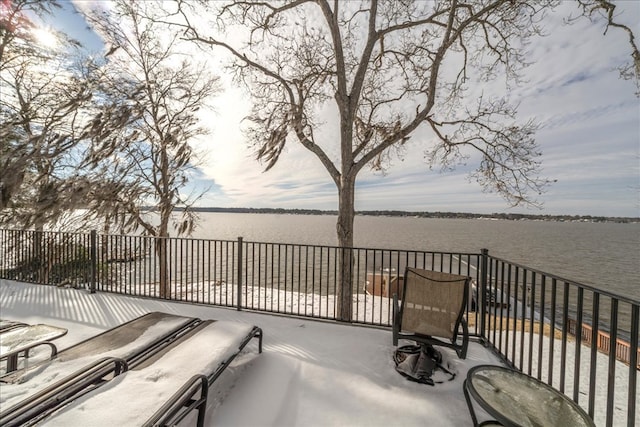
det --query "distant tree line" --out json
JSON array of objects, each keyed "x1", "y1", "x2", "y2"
[{"x1": 185, "y1": 207, "x2": 638, "y2": 223}]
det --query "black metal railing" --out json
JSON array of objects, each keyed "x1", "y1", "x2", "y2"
[
  {"x1": 0, "y1": 228, "x2": 637, "y2": 427},
  {"x1": 481, "y1": 253, "x2": 638, "y2": 427},
  {"x1": 0, "y1": 229, "x2": 481, "y2": 326}
]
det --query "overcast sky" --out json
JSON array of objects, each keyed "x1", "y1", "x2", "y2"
[{"x1": 60, "y1": 1, "x2": 639, "y2": 217}]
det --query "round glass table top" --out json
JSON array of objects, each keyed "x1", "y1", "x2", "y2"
[{"x1": 466, "y1": 365, "x2": 595, "y2": 427}]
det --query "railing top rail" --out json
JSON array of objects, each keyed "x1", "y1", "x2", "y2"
[
  {"x1": 242, "y1": 239, "x2": 481, "y2": 257},
  {"x1": 0, "y1": 229, "x2": 92, "y2": 238},
  {"x1": 1, "y1": 228, "x2": 481, "y2": 256},
  {"x1": 487, "y1": 254, "x2": 640, "y2": 306},
  {"x1": 97, "y1": 234, "x2": 239, "y2": 244}
]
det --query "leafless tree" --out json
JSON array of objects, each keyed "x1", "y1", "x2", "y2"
[
  {"x1": 171, "y1": 0, "x2": 638, "y2": 320},
  {"x1": 574, "y1": 0, "x2": 640, "y2": 95},
  {"x1": 83, "y1": 0, "x2": 219, "y2": 297}
]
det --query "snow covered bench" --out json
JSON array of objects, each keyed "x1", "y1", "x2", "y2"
[
  {"x1": 42, "y1": 320, "x2": 263, "y2": 427},
  {"x1": 0, "y1": 324, "x2": 68, "y2": 373},
  {"x1": 0, "y1": 312, "x2": 201, "y2": 426},
  {"x1": 0, "y1": 320, "x2": 28, "y2": 333}
]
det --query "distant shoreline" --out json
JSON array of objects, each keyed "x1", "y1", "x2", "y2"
[{"x1": 181, "y1": 207, "x2": 639, "y2": 224}]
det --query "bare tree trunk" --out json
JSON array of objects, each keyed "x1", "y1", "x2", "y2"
[
  {"x1": 33, "y1": 227, "x2": 48, "y2": 284},
  {"x1": 157, "y1": 237, "x2": 169, "y2": 298},
  {"x1": 336, "y1": 176, "x2": 355, "y2": 321},
  {"x1": 157, "y1": 150, "x2": 172, "y2": 299}
]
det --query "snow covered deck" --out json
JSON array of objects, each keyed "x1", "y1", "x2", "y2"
[{"x1": 0, "y1": 279, "x2": 504, "y2": 426}]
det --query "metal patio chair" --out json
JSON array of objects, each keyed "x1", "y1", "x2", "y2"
[{"x1": 393, "y1": 267, "x2": 470, "y2": 359}]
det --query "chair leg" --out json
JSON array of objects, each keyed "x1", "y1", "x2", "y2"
[{"x1": 460, "y1": 319, "x2": 469, "y2": 359}]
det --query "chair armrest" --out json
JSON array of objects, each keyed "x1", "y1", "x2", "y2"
[{"x1": 1, "y1": 341, "x2": 58, "y2": 373}]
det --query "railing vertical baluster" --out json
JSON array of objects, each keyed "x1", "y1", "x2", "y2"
[
  {"x1": 134, "y1": 235, "x2": 139, "y2": 293},
  {"x1": 245, "y1": 242, "x2": 250, "y2": 310},
  {"x1": 281, "y1": 244, "x2": 285, "y2": 313},
  {"x1": 528, "y1": 272, "x2": 536, "y2": 377},
  {"x1": 237, "y1": 237, "x2": 243, "y2": 311},
  {"x1": 304, "y1": 245, "x2": 310, "y2": 316},
  {"x1": 320, "y1": 246, "x2": 325, "y2": 317},
  {"x1": 224, "y1": 241, "x2": 230, "y2": 306},
  {"x1": 497, "y1": 260, "x2": 505, "y2": 354},
  {"x1": 215, "y1": 240, "x2": 220, "y2": 304},
  {"x1": 511, "y1": 266, "x2": 520, "y2": 370},
  {"x1": 337, "y1": 246, "x2": 342, "y2": 320},
  {"x1": 107, "y1": 235, "x2": 112, "y2": 292},
  {"x1": 253, "y1": 242, "x2": 257, "y2": 309},
  {"x1": 258, "y1": 243, "x2": 263, "y2": 310},
  {"x1": 189, "y1": 239, "x2": 194, "y2": 301},
  {"x1": 491, "y1": 258, "x2": 498, "y2": 351},
  {"x1": 141, "y1": 236, "x2": 146, "y2": 294},
  {"x1": 179, "y1": 238, "x2": 184, "y2": 299},
  {"x1": 628, "y1": 304, "x2": 638, "y2": 427},
  {"x1": 520, "y1": 269, "x2": 528, "y2": 371},
  {"x1": 128, "y1": 235, "x2": 133, "y2": 294},
  {"x1": 560, "y1": 282, "x2": 569, "y2": 393},
  {"x1": 243, "y1": 242, "x2": 249, "y2": 309},
  {"x1": 297, "y1": 245, "x2": 302, "y2": 316},
  {"x1": 537, "y1": 276, "x2": 545, "y2": 381},
  {"x1": 62, "y1": 232, "x2": 67, "y2": 285},
  {"x1": 283, "y1": 244, "x2": 287, "y2": 313},
  {"x1": 200, "y1": 239, "x2": 204, "y2": 303},
  {"x1": 479, "y1": 249, "x2": 489, "y2": 341},
  {"x1": 10, "y1": 230, "x2": 14, "y2": 280},
  {"x1": 207, "y1": 240, "x2": 211, "y2": 304},
  {"x1": 605, "y1": 298, "x2": 618, "y2": 427},
  {"x1": 90, "y1": 230, "x2": 97, "y2": 294},
  {"x1": 588, "y1": 293, "x2": 600, "y2": 418},
  {"x1": 269, "y1": 244, "x2": 274, "y2": 312},
  {"x1": 548, "y1": 278, "x2": 556, "y2": 386},
  {"x1": 573, "y1": 287, "x2": 584, "y2": 403},
  {"x1": 504, "y1": 263, "x2": 511, "y2": 364}
]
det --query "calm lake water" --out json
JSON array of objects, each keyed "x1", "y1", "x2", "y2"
[{"x1": 192, "y1": 212, "x2": 640, "y2": 301}]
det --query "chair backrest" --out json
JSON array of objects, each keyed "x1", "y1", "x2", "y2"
[{"x1": 401, "y1": 268, "x2": 469, "y2": 339}]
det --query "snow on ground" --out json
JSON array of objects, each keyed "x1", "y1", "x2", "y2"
[
  {"x1": 0, "y1": 280, "x2": 634, "y2": 426},
  {"x1": 0, "y1": 280, "x2": 500, "y2": 426},
  {"x1": 100, "y1": 279, "x2": 398, "y2": 325}
]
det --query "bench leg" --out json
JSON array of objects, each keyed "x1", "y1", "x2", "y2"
[
  {"x1": 195, "y1": 377, "x2": 209, "y2": 427},
  {"x1": 6, "y1": 354, "x2": 19, "y2": 373}
]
